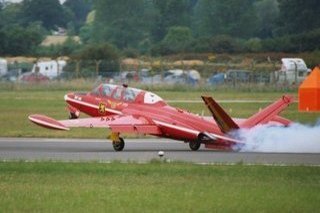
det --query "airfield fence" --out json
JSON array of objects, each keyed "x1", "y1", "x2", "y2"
[{"x1": 1, "y1": 58, "x2": 301, "y2": 90}]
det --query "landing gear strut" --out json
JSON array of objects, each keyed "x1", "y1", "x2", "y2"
[
  {"x1": 189, "y1": 141, "x2": 201, "y2": 151},
  {"x1": 69, "y1": 112, "x2": 78, "y2": 119},
  {"x1": 110, "y1": 132, "x2": 125, "y2": 151},
  {"x1": 67, "y1": 105, "x2": 79, "y2": 119}
]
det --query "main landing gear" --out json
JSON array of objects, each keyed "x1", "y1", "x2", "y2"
[
  {"x1": 110, "y1": 132, "x2": 125, "y2": 151},
  {"x1": 188, "y1": 141, "x2": 201, "y2": 151},
  {"x1": 69, "y1": 112, "x2": 78, "y2": 119}
]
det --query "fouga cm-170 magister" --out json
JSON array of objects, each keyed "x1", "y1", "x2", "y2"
[{"x1": 28, "y1": 84, "x2": 293, "y2": 151}]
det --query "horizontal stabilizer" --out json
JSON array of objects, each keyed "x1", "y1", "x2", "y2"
[
  {"x1": 241, "y1": 95, "x2": 293, "y2": 128},
  {"x1": 272, "y1": 115, "x2": 292, "y2": 126},
  {"x1": 202, "y1": 96, "x2": 239, "y2": 133},
  {"x1": 28, "y1": 114, "x2": 69, "y2": 131}
]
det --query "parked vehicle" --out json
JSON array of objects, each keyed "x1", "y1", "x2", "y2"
[
  {"x1": 207, "y1": 73, "x2": 225, "y2": 85},
  {"x1": 225, "y1": 70, "x2": 251, "y2": 83},
  {"x1": 0, "y1": 69, "x2": 20, "y2": 82},
  {"x1": 163, "y1": 73, "x2": 186, "y2": 84},
  {"x1": 141, "y1": 75, "x2": 162, "y2": 84},
  {"x1": 113, "y1": 71, "x2": 139, "y2": 83},
  {"x1": 274, "y1": 58, "x2": 310, "y2": 84},
  {"x1": 32, "y1": 60, "x2": 66, "y2": 79},
  {"x1": 19, "y1": 72, "x2": 50, "y2": 83},
  {"x1": 0, "y1": 58, "x2": 8, "y2": 77},
  {"x1": 164, "y1": 69, "x2": 201, "y2": 85}
]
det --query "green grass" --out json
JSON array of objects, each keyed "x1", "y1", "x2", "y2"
[
  {"x1": 0, "y1": 89, "x2": 319, "y2": 138},
  {"x1": 0, "y1": 162, "x2": 319, "y2": 212},
  {"x1": 1, "y1": 87, "x2": 319, "y2": 212}
]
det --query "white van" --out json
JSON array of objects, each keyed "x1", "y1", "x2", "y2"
[
  {"x1": 0, "y1": 58, "x2": 8, "y2": 77},
  {"x1": 32, "y1": 60, "x2": 66, "y2": 79},
  {"x1": 275, "y1": 58, "x2": 310, "y2": 84}
]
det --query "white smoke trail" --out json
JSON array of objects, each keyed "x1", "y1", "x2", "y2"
[{"x1": 233, "y1": 121, "x2": 320, "y2": 153}]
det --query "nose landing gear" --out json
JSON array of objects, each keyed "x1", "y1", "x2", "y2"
[
  {"x1": 69, "y1": 112, "x2": 79, "y2": 119},
  {"x1": 67, "y1": 105, "x2": 80, "y2": 119},
  {"x1": 110, "y1": 132, "x2": 125, "y2": 151}
]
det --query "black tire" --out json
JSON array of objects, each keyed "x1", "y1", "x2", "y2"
[
  {"x1": 189, "y1": 141, "x2": 201, "y2": 151},
  {"x1": 112, "y1": 137, "x2": 125, "y2": 151}
]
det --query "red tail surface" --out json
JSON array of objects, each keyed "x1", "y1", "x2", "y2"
[
  {"x1": 240, "y1": 95, "x2": 294, "y2": 128},
  {"x1": 202, "y1": 96, "x2": 239, "y2": 133}
]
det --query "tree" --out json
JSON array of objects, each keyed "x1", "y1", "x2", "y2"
[
  {"x1": 254, "y1": 0, "x2": 279, "y2": 38},
  {"x1": 20, "y1": 0, "x2": 68, "y2": 30},
  {"x1": 151, "y1": 0, "x2": 196, "y2": 42},
  {"x1": 0, "y1": 2, "x2": 45, "y2": 56},
  {"x1": 0, "y1": 23, "x2": 44, "y2": 56},
  {"x1": 63, "y1": 0, "x2": 92, "y2": 32},
  {"x1": 161, "y1": 26, "x2": 194, "y2": 54},
  {"x1": 276, "y1": 0, "x2": 320, "y2": 35},
  {"x1": 77, "y1": 43, "x2": 119, "y2": 76},
  {"x1": 0, "y1": 2, "x2": 22, "y2": 27},
  {"x1": 79, "y1": 24, "x2": 93, "y2": 44},
  {"x1": 193, "y1": 0, "x2": 258, "y2": 38},
  {"x1": 0, "y1": 2, "x2": 4, "y2": 28},
  {"x1": 209, "y1": 35, "x2": 241, "y2": 53},
  {"x1": 92, "y1": 0, "x2": 155, "y2": 49}
]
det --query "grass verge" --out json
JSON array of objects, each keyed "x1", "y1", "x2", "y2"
[{"x1": 0, "y1": 161, "x2": 319, "y2": 212}]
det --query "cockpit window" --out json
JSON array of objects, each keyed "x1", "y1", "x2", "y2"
[
  {"x1": 112, "y1": 88, "x2": 123, "y2": 100},
  {"x1": 144, "y1": 92, "x2": 163, "y2": 104},
  {"x1": 91, "y1": 86, "x2": 100, "y2": 96},
  {"x1": 123, "y1": 88, "x2": 139, "y2": 102},
  {"x1": 101, "y1": 84, "x2": 115, "y2": 97}
]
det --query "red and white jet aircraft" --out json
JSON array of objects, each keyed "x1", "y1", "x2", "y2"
[{"x1": 29, "y1": 84, "x2": 293, "y2": 151}]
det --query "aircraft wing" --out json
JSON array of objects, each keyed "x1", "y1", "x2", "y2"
[{"x1": 28, "y1": 114, "x2": 162, "y2": 135}]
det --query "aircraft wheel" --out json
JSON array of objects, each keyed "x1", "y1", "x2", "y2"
[
  {"x1": 112, "y1": 137, "x2": 125, "y2": 151},
  {"x1": 189, "y1": 141, "x2": 201, "y2": 151}
]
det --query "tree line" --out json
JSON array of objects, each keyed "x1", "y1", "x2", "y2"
[{"x1": 0, "y1": 0, "x2": 320, "y2": 57}]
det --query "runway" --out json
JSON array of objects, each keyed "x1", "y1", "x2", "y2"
[{"x1": 0, "y1": 138, "x2": 319, "y2": 165}]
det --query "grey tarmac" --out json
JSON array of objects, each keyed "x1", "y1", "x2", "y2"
[{"x1": 0, "y1": 138, "x2": 319, "y2": 165}]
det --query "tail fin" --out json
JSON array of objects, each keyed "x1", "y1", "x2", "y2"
[
  {"x1": 241, "y1": 95, "x2": 293, "y2": 128},
  {"x1": 202, "y1": 96, "x2": 239, "y2": 133}
]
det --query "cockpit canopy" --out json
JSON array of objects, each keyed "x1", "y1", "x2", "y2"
[{"x1": 91, "y1": 84, "x2": 164, "y2": 105}]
